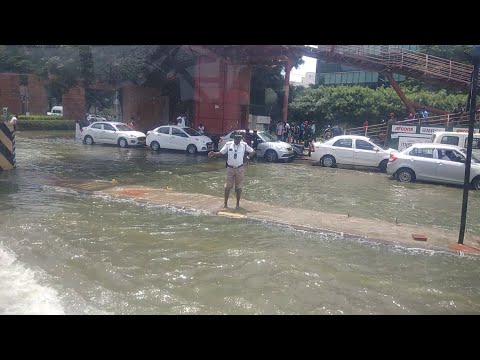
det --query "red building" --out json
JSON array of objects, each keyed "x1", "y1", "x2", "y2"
[{"x1": 0, "y1": 45, "x2": 298, "y2": 135}]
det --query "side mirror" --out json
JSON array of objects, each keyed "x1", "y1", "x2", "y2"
[
  {"x1": 375, "y1": 147, "x2": 380, "y2": 152},
  {"x1": 460, "y1": 157, "x2": 466, "y2": 163}
]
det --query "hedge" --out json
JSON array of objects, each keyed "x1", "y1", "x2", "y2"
[
  {"x1": 18, "y1": 115, "x2": 65, "y2": 120},
  {"x1": 17, "y1": 119, "x2": 75, "y2": 130}
]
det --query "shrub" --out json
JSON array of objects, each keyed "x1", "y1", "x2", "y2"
[
  {"x1": 18, "y1": 115, "x2": 65, "y2": 120},
  {"x1": 17, "y1": 119, "x2": 75, "y2": 130}
]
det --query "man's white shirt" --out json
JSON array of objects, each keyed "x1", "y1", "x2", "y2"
[
  {"x1": 177, "y1": 116, "x2": 186, "y2": 127},
  {"x1": 220, "y1": 141, "x2": 254, "y2": 167}
]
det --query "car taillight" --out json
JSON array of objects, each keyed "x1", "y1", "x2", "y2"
[{"x1": 389, "y1": 154, "x2": 397, "y2": 162}]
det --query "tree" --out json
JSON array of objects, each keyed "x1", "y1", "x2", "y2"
[{"x1": 289, "y1": 85, "x2": 467, "y2": 128}]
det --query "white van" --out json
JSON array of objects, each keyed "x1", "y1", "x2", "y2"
[
  {"x1": 431, "y1": 131, "x2": 480, "y2": 150},
  {"x1": 47, "y1": 106, "x2": 63, "y2": 116}
]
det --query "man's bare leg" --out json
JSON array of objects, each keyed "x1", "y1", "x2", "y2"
[
  {"x1": 224, "y1": 188, "x2": 230, "y2": 209},
  {"x1": 235, "y1": 189, "x2": 242, "y2": 210}
]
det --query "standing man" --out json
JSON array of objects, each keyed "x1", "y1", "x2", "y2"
[
  {"x1": 9, "y1": 114, "x2": 18, "y2": 131},
  {"x1": 208, "y1": 132, "x2": 256, "y2": 210},
  {"x1": 177, "y1": 113, "x2": 186, "y2": 127}
]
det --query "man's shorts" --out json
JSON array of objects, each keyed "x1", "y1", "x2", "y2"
[{"x1": 225, "y1": 166, "x2": 245, "y2": 191}]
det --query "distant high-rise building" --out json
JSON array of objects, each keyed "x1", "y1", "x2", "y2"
[
  {"x1": 315, "y1": 45, "x2": 419, "y2": 87},
  {"x1": 290, "y1": 71, "x2": 316, "y2": 87}
]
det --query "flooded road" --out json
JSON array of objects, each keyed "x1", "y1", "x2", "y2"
[{"x1": 1, "y1": 131, "x2": 479, "y2": 314}]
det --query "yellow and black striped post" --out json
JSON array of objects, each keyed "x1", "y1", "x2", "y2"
[{"x1": 0, "y1": 122, "x2": 16, "y2": 171}]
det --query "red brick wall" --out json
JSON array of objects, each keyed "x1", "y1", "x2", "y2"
[
  {"x1": 121, "y1": 85, "x2": 166, "y2": 134},
  {"x1": 62, "y1": 86, "x2": 85, "y2": 121},
  {"x1": 0, "y1": 74, "x2": 22, "y2": 116},
  {"x1": 27, "y1": 74, "x2": 48, "y2": 114},
  {"x1": 194, "y1": 57, "x2": 251, "y2": 135},
  {"x1": 0, "y1": 73, "x2": 49, "y2": 116}
]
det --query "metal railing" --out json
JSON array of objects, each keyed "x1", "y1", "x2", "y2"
[{"x1": 300, "y1": 45, "x2": 476, "y2": 88}]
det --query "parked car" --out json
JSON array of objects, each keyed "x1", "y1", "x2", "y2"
[
  {"x1": 47, "y1": 106, "x2": 63, "y2": 116},
  {"x1": 310, "y1": 135, "x2": 394, "y2": 172},
  {"x1": 146, "y1": 125, "x2": 213, "y2": 154},
  {"x1": 218, "y1": 130, "x2": 294, "y2": 162},
  {"x1": 387, "y1": 143, "x2": 480, "y2": 189},
  {"x1": 431, "y1": 131, "x2": 480, "y2": 151},
  {"x1": 81, "y1": 122, "x2": 146, "y2": 148}
]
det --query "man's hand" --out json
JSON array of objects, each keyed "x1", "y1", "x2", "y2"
[{"x1": 208, "y1": 151, "x2": 216, "y2": 158}]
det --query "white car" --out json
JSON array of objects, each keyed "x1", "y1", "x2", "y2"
[
  {"x1": 81, "y1": 122, "x2": 146, "y2": 148},
  {"x1": 47, "y1": 106, "x2": 63, "y2": 116},
  {"x1": 146, "y1": 125, "x2": 213, "y2": 154},
  {"x1": 387, "y1": 143, "x2": 480, "y2": 189},
  {"x1": 310, "y1": 135, "x2": 394, "y2": 172}
]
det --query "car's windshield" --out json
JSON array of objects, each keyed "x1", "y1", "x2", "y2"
[
  {"x1": 116, "y1": 124, "x2": 134, "y2": 131},
  {"x1": 259, "y1": 132, "x2": 276, "y2": 142},
  {"x1": 182, "y1": 127, "x2": 201, "y2": 136},
  {"x1": 460, "y1": 148, "x2": 480, "y2": 163}
]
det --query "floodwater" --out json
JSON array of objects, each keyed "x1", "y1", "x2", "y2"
[{"x1": 0, "y1": 131, "x2": 479, "y2": 314}]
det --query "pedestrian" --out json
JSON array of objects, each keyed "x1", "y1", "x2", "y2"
[
  {"x1": 208, "y1": 132, "x2": 256, "y2": 210},
  {"x1": 177, "y1": 113, "x2": 186, "y2": 127},
  {"x1": 9, "y1": 114, "x2": 18, "y2": 131}
]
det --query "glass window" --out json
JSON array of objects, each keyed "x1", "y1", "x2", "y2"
[
  {"x1": 172, "y1": 128, "x2": 188, "y2": 137},
  {"x1": 115, "y1": 124, "x2": 132, "y2": 131},
  {"x1": 353, "y1": 72, "x2": 360, "y2": 83},
  {"x1": 158, "y1": 127, "x2": 170, "y2": 134},
  {"x1": 103, "y1": 123, "x2": 115, "y2": 131},
  {"x1": 465, "y1": 138, "x2": 480, "y2": 149},
  {"x1": 332, "y1": 139, "x2": 352, "y2": 148},
  {"x1": 409, "y1": 148, "x2": 434, "y2": 158},
  {"x1": 440, "y1": 136, "x2": 459, "y2": 145},
  {"x1": 183, "y1": 127, "x2": 201, "y2": 136},
  {"x1": 91, "y1": 124, "x2": 102, "y2": 129},
  {"x1": 356, "y1": 139, "x2": 375, "y2": 151}
]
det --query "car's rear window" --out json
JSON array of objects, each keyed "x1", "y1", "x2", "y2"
[{"x1": 440, "y1": 136, "x2": 459, "y2": 146}]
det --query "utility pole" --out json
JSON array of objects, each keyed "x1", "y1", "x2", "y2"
[{"x1": 458, "y1": 46, "x2": 480, "y2": 244}]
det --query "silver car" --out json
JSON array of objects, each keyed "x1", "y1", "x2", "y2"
[
  {"x1": 219, "y1": 130, "x2": 293, "y2": 162},
  {"x1": 387, "y1": 143, "x2": 480, "y2": 189}
]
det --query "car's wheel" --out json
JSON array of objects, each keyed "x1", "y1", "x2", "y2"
[
  {"x1": 187, "y1": 144, "x2": 197, "y2": 154},
  {"x1": 264, "y1": 150, "x2": 278, "y2": 162},
  {"x1": 378, "y1": 159, "x2": 388, "y2": 173},
  {"x1": 321, "y1": 155, "x2": 336, "y2": 168},
  {"x1": 396, "y1": 168, "x2": 415, "y2": 183},
  {"x1": 472, "y1": 176, "x2": 480, "y2": 190},
  {"x1": 150, "y1": 141, "x2": 160, "y2": 151},
  {"x1": 84, "y1": 135, "x2": 94, "y2": 145},
  {"x1": 118, "y1": 138, "x2": 128, "y2": 148}
]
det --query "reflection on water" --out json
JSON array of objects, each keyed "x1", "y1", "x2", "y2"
[{"x1": 0, "y1": 131, "x2": 479, "y2": 314}]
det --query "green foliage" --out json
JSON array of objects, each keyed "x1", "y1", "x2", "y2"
[
  {"x1": 419, "y1": 45, "x2": 474, "y2": 64},
  {"x1": 289, "y1": 85, "x2": 468, "y2": 128},
  {"x1": 18, "y1": 115, "x2": 65, "y2": 120},
  {"x1": 17, "y1": 119, "x2": 75, "y2": 130}
]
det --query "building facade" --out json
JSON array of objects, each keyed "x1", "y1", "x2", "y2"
[{"x1": 315, "y1": 45, "x2": 419, "y2": 87}]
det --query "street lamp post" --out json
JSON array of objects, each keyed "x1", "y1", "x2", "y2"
[{"x1": 458, "y1": 46, "x2": 480, "y2": 244}]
